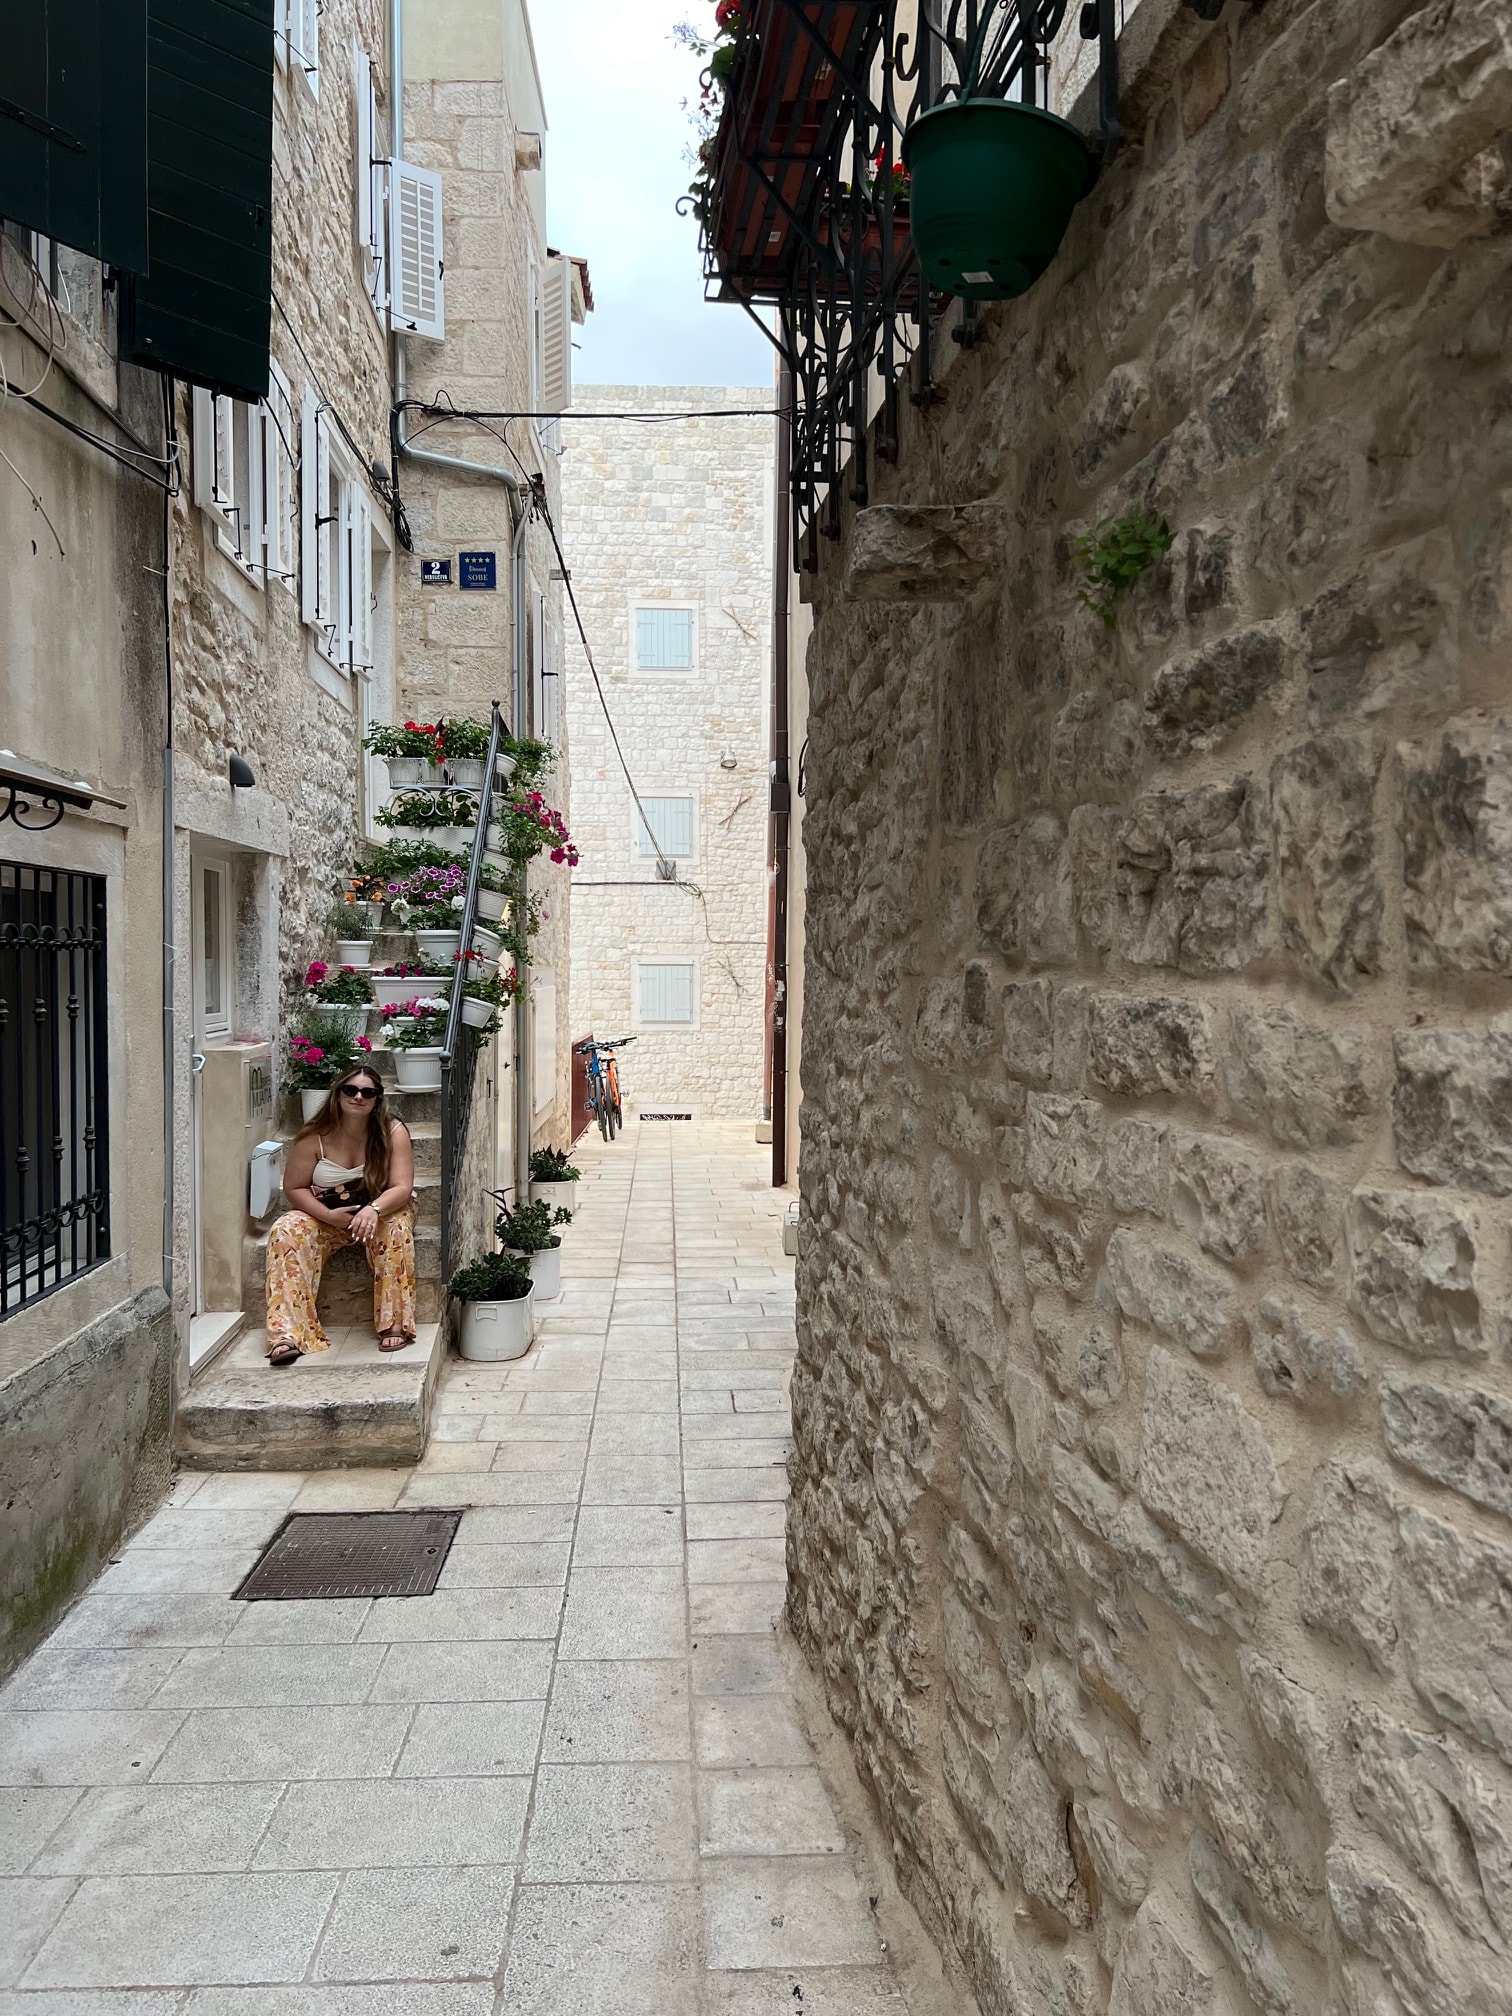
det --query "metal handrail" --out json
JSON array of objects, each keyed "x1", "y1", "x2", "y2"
[{"x1": 438, "y1": 698, "x2": 506, "y2": 1280}]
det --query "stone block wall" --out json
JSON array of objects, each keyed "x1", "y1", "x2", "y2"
[
  {"x1": 562, "y1": 386, "x2": 773, "y2": 1117},
  {"x1": 786, "y1": 4, "x2": 1512, "y2": 2013}
]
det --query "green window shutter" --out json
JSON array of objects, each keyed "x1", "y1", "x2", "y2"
[
  {"x1": 120, "y1": 0, "x2": 275, "y2": 403},
  {"x1": 0, "y1": 0, "x2": 148, "y2": 271}
]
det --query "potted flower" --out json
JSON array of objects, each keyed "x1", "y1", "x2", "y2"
[
  {"x1": 529, "y1": 1146, "x2": 580, "y2": 1214},
  {"x1": 343, "y1": 876, "x2": 387, "y2": 931},
  {"x1": 491, "y1": 1194, "x2": 568, "y2": 1301},
  {"x1": 489, "y1": 790, "x2": 579, "y2": 868},
  {"x1": 472, "y1": 919, "x2": 504, "y2": 961},
  {"x1": 304, "y1": 960, "x2": 374, "y2": 1038},
  {"x1": 385, "y1": 863, "x2": 468, "y2": 960},
  {"x1": 328, "y1": 900, "x2": 378, "y2": 968},
  {"x1": 283, "y1": 1022, "x2": 370, "y2": 1122},
  {"x1": 376, "y1": 791, "x2": 478, "y2": 853},
  {"x1": 438, "y1": 715, "x2": 493, "y2": 790},
  {"x1": 382, "y1": 999, "x2": 449, "y2": 1091},
  {"x1": 364, "y1": 720, "x2": 446, "y2": 788},
  {"x1": 460, "y1": 964, "x2": 520, "y2": 1034},
  {"x1": 373, "y1": 957, "x2": 454, "y2": 1009},
  {"x1": 450, "y1": 1248, "x2": 535, "y2": 1361}
]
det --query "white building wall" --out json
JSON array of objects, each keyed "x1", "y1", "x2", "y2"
[{"x1": 562, "y1": 385, "x2": 774, "y2": 1120}]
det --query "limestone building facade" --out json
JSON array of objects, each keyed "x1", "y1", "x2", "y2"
[
  {"x1": 778, "y1": 3, "x2": 1512, "y2": 2014},
  {"x1": 562, "y1": 386, "x2": 774, "y2": 1120}
]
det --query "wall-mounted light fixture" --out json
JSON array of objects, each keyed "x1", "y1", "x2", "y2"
[{"x1": 228, "y1": 754, "x2": 256, "y2": 789}]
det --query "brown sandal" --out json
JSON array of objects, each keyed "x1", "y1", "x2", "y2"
[
  {"x1": 377, "y1": 1331, "x2": 411, "y2": 1353},
  {"x1": 268, "y1": 1341, "x2": 301, "y2": 1366}
]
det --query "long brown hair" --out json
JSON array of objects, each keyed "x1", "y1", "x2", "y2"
[{"x1": 294, "y1": 1063, "x2": 403, "y2": 1198}]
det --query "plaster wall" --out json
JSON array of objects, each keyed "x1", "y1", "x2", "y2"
[
  {"x1": 561, "y1": 386, "x2": 775, "y2": 1120},
  {"x1": 786, "y1": 4, "x2": 1512, "y2": 2013}
]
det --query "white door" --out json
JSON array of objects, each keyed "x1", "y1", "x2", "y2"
[{"x1": 190, "y1": 856, "x2": 232, "y2": 1317}]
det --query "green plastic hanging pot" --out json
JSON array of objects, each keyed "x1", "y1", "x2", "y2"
[{"x1": 902, "y1": 97, "x2": 1097, "y2": 301}]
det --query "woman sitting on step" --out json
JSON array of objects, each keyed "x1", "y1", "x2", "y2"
[{"x1": 265, "y1": 1062, "x2": 417, "y2": 1365}]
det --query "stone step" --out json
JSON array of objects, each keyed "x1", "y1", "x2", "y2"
[
  {"x1": 243, "y1": 1226, "x2": 444, "y2": 1329},
  {"x1": 177, "y1": 1323, "x2": 446, "y2": 1471}
]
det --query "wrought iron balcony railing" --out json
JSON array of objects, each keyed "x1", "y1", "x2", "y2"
[{"x1": 697, "y1": 0, "x2": 1124, "y2": 561}]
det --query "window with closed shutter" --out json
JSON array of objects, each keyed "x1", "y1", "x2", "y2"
[
  {"x1": 637, "y1": 963, "x2": 696, "y2": 1026},
  {"x1": 635, "y1": 606, "x2": 696, "y2": 672},
  {"x1": 389, "y1": 160, "x2": 443, "y2": 339},
  {"x1": 353, "y1": 46, "x2": 387, "y2": 311},
  {"x1": 119, "y1": 0, "x2": 276, "y2": 404},
  {"x1": 636, "y1": 798, "x2": 695, "y2": 859},
  {"x1": 540, "y1": 254, "x2": 574, "y2": 415}
]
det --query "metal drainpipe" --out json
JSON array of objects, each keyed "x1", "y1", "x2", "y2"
[{"x1": 388, "y1": 0, "x2": 533, "y2": 1204}]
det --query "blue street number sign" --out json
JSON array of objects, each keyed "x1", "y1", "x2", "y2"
[
  {"x1": 420, "y1": 558, "x2": 451, "y2": 585},
  {"x1": 458, "y1": 550, "x2": 498, "y2": 590}
]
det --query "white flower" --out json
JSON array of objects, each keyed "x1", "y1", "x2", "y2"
[
  {"x1": 415, "y1": 996, "x2": 447, "y2": 1013},
  {"x1": 450, "y1": 895, "x2": 465, "y2": 910}
]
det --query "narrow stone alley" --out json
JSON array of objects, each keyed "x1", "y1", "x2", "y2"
[{"x1": 0, "y1": 1125, "x2": 905, "y2": 2014}]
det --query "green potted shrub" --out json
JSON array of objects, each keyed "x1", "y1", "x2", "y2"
[
  {"x1": 492, "y1": 1195, "x2": 569, "y2": 1301},
  {"x1": 459, "y1": 960, "x2": 520, "y2": 1035},
  {"x1": 451, "y1": 1248, "x2": 535, "y2": 1360},
  {"x1": 530, "y1": 1146, "x2": 580, "y2": 1214},
  {"x1": 377, "y1": 791, "x2": 480, "y2": 855},
  {"x1": 328, "y1": 900, "x2": 378, "y2": 968},
  {"x1": 438, "y1": 715, "x2": 493, "y2": 790}
]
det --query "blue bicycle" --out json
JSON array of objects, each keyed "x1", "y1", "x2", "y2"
[{"x1": 575, "y1": 1035, "x2": 635, "y2": 1140}]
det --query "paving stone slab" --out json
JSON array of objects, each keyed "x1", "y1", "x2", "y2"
[{"x1": 22, "y1": 1871, "x2": 339, "y2": 1988}]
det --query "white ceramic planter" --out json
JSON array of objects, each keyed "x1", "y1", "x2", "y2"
[
  {"x1": 461, "y1": 994, "x2": 495, "y2": 1030},
  {"x1": 352, "y1": 900, "x2": 385, "y2": 930},
  {"x1": 385, "y1": 755, "x2": 429, "y2": 788},
  {"x1": 475, "y1": 887, "x2": 506, "y2": 922},
  {"x1": 494, "y1": 751, "x2": 517, "y2": 783},
  {"x1": 335, "y1": 938, "x2": 373, "y2": 967},
  {"x1": 530, "y1": 1179, "x2": 579, "y2": 1214},
  {"x1": 414, "y1": 930, "x2": 462, "y2": 961},
  {"x1": 308, "y1": 1002, "x2": 369, "y2": 1039},
  {"x1": 434, "y1": 825, "x2": 476, "y2": 852},
  {"x1": 521, "y1": 1243, "x2": 562, "y2": 1300},
  {"x1": 393, "y1": 1047, "x2": 443, "y2": 1092},
  {"x1": 373, "y1": 973, "x2": 453, "y2": 1008},
  {"x1": 457, "y1": 1285, "x2": 536, "y2": 1361},
  {"x1": 444, "y1": 758, "x2": 487, "y2": 789},
  {"x1": 483, "y1": 847, "x2": 509, "y2": 876},
  {"x1": 300, "y1": 1086, "x2": 331, "y2": 1122},
  {"x1": 472, "y1": 923, "x2": 503, "y2": 961}
]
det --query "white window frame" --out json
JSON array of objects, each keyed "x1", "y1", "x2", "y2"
[
  {"x1": 193, "y1": 365, "x2": 295, "y2": 589},
  {"x1": 192, "y1": 858, "x2": 233, "y2": 1042},
  {"x1": 282, "y1": 0, "x2": 319, "y2": 97},
  {"x1": 632, "y1": 958, "x2": 701, "y2": 1030},
  {"x1": 633, "y1": 795, "x2": 697, "y2": 864},
  {"x1": 630, "y1": 600, "x2": 699, "y2": 678},
  {"x1": 300, "y1": 395, "x2": 375, "y2": 674}
]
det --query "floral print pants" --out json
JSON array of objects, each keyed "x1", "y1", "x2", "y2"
[{"x1": 264, "y1": 1207, "x2": 417, "y2": 1356}]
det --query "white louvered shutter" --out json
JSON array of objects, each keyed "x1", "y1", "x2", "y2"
[
  {"x1": 294, "y1": 0, "x2": 319, "y2": 94},
  {"x1": 261, "y1": 362, "x2": 294, "y2": 583},
  {"x1": 354, "y1": 49, "x2": 374, "y2": 254},
  {"x1": 389, "y1": 161, "x2": 444, "y2": 339},
  {"x1": 541, "y1": 255, "x2": 573, "y2": 413},
  {"x1": 193, "y1": 388, "x2": 230, "y2": 521},
  {"x1": 352, "y1": 488, "x2": 373, "y2": 672},
  {"x1": 300, "y1": 385, "x2": 319, "y2": 624},
  {"x1": 236, "y1": 398, "x2": 263, "y2": 567}
]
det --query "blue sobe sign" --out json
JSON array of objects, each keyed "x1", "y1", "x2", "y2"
[{"x1": 458, "y1": 551, "x2": 498, "y2": 590}]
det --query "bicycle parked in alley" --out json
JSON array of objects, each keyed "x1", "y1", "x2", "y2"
[{"x1": 575, "y1": 1034, "x2": 636, "y2": 1140}]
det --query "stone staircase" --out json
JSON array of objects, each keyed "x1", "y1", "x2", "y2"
[{"x1": 178, "y1": 958, "x2": 459, "y2": 1472}]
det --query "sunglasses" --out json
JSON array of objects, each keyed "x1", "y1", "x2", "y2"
[{"x1": 341, "y1": 1085, "x2": 380, "y2": 1101}]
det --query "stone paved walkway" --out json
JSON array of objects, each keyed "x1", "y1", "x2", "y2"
[{"x1": 0, "y1": 1123, "x2": 908, "y2": 2015}]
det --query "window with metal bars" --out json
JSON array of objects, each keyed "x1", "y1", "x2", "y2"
[{"x1": 0, "y1": 863, "x2": 111, "y2": 1316}]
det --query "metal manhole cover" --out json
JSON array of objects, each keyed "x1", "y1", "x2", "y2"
[{"x1": 233, "y1": 1510, "x2": 463, "y2": 1600}]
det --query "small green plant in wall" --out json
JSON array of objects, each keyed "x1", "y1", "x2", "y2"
[{"x1": 1074, "y1": 507, "x2": 1174, "y2": 630}]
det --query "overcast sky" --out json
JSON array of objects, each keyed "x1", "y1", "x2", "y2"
[{"x1": 531, "y1": 0, "x2": 775, "y2": 390}]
